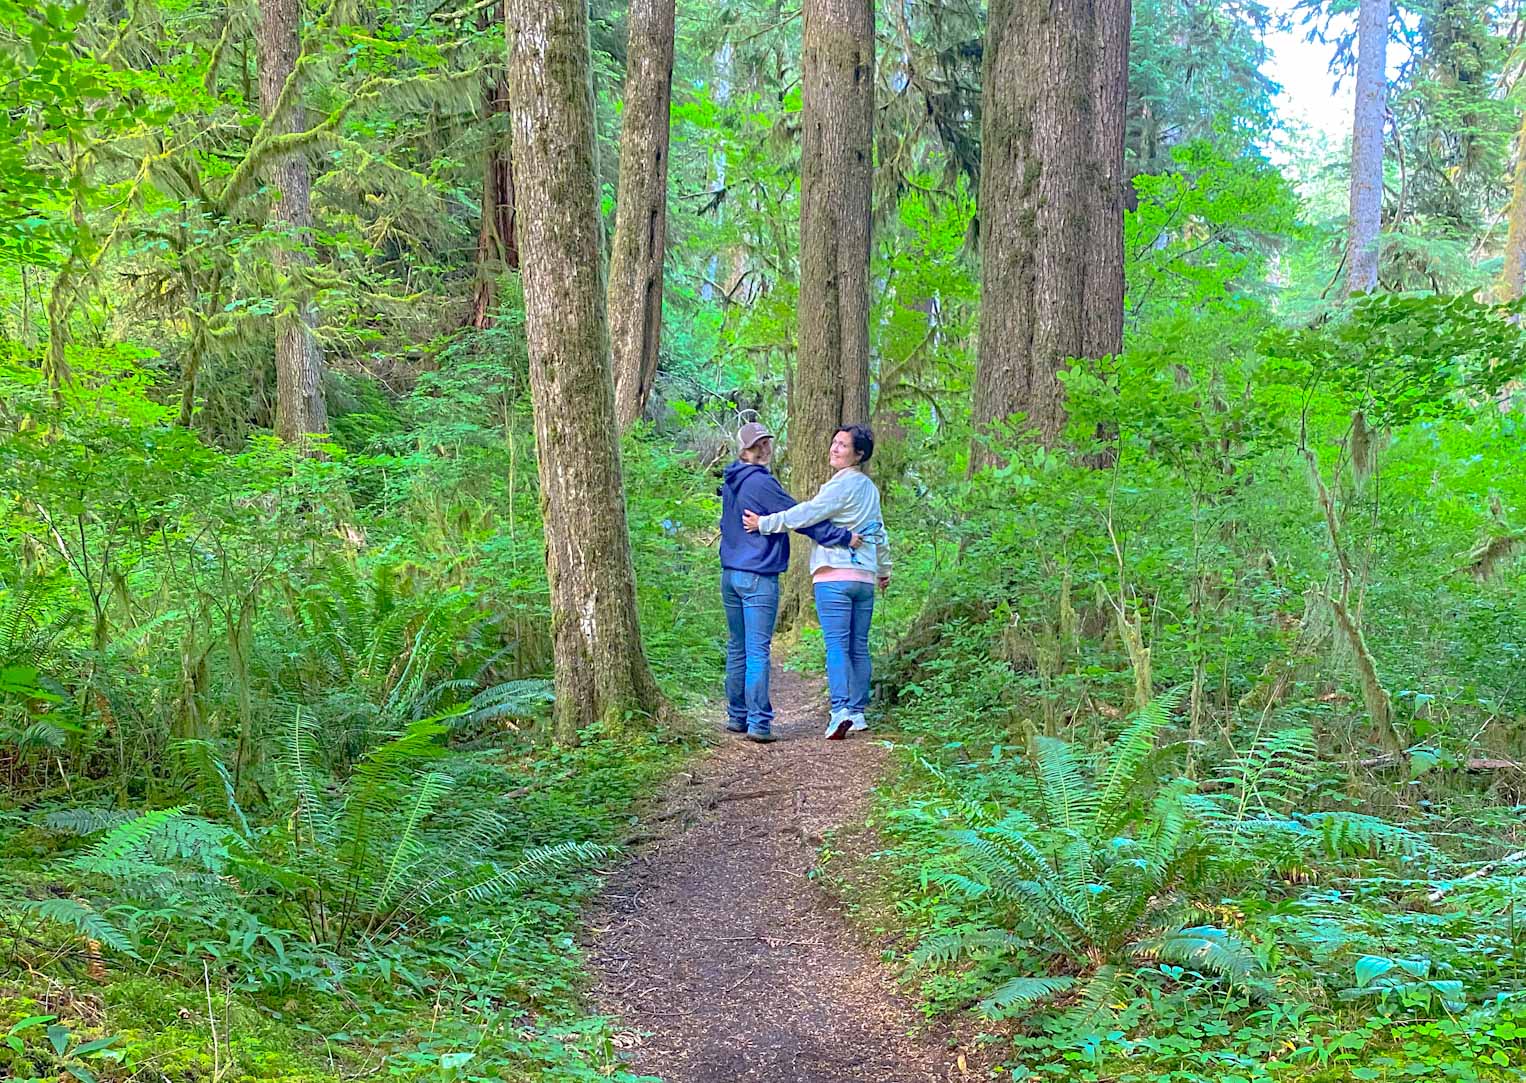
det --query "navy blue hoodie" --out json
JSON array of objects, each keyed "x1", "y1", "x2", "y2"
[{"x1": 719, "y1": 460, "x2": 854, "y2": 575}]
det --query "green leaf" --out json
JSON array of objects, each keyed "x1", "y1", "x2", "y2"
[
  {"x1": 70, "y1": 1036, "x2": 119, "y2": 1057},
  {"x1": 1354, "y1": 955, "x2": 1396, "y2": 988},
  {"x1": 6, "y1": 1016, "x2": 55, "y2": 1035},
  {"x1": 47, "y1": 1023, "x2": 70, "y2": 1055}
]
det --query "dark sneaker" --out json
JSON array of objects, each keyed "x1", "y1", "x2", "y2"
[
  {"x1": 725, "y1": 721, "x2": 748, "y2": 734},
  {"x1": 824, "y1": 717, "x2": 852, "y2": 741},
  {"x1": 745, "y1": 729, "x2": 779, "y2": 744}
]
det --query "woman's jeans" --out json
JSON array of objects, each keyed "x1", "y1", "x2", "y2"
[
  {"x1": 722, "y1": 570, "x2": 781, "y2": 734},
  {"x1": 813, "y1": 579, "x2": 875, "y2": 723}
]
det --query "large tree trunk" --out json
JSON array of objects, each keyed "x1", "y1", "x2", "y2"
[
  {"x1": 258, "y1": 0, "x2": 328, "y2": 445},
  {"x1": 608, "y1": 0, "x2": 675, "y2": 427},
  {"x1": 1345, "y1": 0, "x2": 1389, "y2": 296},
  {"x1": 470, "y1": 63, "x2": 519, "y2": 330},
  {"x1": 1497, "y1": 110, "x2": 1526, "y2": 302},
  {"x1": 796, "y1": 0, "x2": 875, "y2": 438},
  {"x1": 970, "y1": 0, "x2": 1130, "y2": 466},
  {"x1": 782, "y1": 0, "x2": 874, "y2": 627},
  {"x1": 505, "y1": 0, "x2": 667, "y2": 743}
]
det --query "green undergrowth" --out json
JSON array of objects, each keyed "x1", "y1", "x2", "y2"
[
  {"x1": 815, "y1": 375, "x2": 1526, "y2": 1081},
  {"x1": 1, "y1": 720, "x2": 698, "y2": 1082},
  {"x1": 0, "y1": 328, "x2": 726, "y2": 1082}
]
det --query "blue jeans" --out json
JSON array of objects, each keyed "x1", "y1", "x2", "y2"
[
  {"x1": 722, "y1": 570, "x2": 781, "y2": 734},
  {"x1": 814, "y1": 580, "x2": 875, "y2": 722}
]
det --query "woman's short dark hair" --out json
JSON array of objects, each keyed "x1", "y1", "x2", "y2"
[{"x1": 837, "y1": 424, "x2": 874, "y2": 464}]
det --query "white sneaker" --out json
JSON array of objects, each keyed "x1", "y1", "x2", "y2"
[
  {"x1": 849, "y1": 717, "x2": 868, "y2": 732},
  {"x1": 825, "y1": 713, "x2": 852, "y2": 740}
]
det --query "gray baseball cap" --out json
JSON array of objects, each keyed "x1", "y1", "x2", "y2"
[{"x1": 737, "y1": 421, "x2": 774, "y2": 450}]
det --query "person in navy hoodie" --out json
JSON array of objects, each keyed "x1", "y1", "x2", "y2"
[{"x1": 719, "y1": 420, "x2": 860, "y2": 742}]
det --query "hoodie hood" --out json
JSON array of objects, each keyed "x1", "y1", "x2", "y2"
[{"x1": 722, "y1": 459, "x2": 765, "y2": 491}]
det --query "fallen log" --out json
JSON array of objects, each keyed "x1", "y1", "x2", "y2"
[
  {"x1": 1357, "y1": 753, "x2": 1523, "y2": 772},
  {"x1": 1428, "y1": 849, "x2": 1526, "y2": 903}
]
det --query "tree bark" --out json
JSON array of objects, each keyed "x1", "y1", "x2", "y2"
[
  {"x1": 1345, "y1": 0, "x2": 1389, "y2": 296},
  {"x1": 1498, "y1": 109, "x2": 1526, "y2": 302},
  {"x1": 970, "y1": 0, "x2": 1130, "y2": 466},
  {"x1": 784, "y1": 0, "x2": 874, "y2": 625},
  {"x1": 505, "y1": 0, "x2": 667, "y2": 743},
  {"x1": 470, "y1": 65, "x2": 520, "y2": 329},
  {"x1": 796, "y1": 0, "x2": 875, "y2": 438},
  {"x1": 1088, "y1": 0, "x2": 1130, "y2": 363},
  {"x1": 608, "y1": 0, "x2": 675, "y2": 427},
  {"x1": 258, "y1": 0, "x2": 328, "y2": 445}
]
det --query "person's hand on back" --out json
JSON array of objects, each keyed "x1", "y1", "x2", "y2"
[{"x1": 742, "y1": 509, "x2": 761, "y2": 533}]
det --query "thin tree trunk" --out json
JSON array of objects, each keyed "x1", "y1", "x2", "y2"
[
  {"x1": 258, "y1": 0, "x2": 328, "y2": 444},
  {"x1": 1088, "y1": 0, "x2": 1130, "y2": 363},
  {"x1": 470, "y1": 64, "x2": 519, "y2": 330},
  {"x1": 784, "y1": 0, "x2": 874, "y2": 626},
  {"x1": 970, "y1": 0, "x2": 1129, "y2": 466},
  {"x1": 1497, "y1": 109, "x2": 1526, "y2": 302},
  {"x1": 608, "y1": 0, "x2": 675, "y2": 427},
  {"x1": 699, "y1": 42, "x2": 732, "y2": 303},
  {"x1": 506, "y1": 0, "x2": 667, "y2": 744},
  {"x1": 1345, "y1": 0, "x2": 1389, "y2": 296}
]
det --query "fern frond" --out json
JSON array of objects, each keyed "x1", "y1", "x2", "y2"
[
  {"x1": 282, "y1": 708, "x2": 329, "y2": 849},
  {"x1": 12, "y1": 717, "x2": 73, "y2": 748},
  {"x1": 445, "y1": 840, "x2": 612, "y2": 908},
  {"x1": 73, "y1": 808, "x2": 188, "y2": 876},
  {"x1": 979, "y1": 975, "x2": 1077, "y2": 1019},
  {"x1": 174, "y1": 738, "x2": 251, "y2": 838},
  {"x1": 1056, "y1": 965, "x2": 1124, "y2": 1032},
  {"x1": 1055, "y1": 832, "x2": 1098, "y2": 935},
  {"x1": 952, "y1": 830, "x2": 1090, "y2": 942},
  {"x1": 153, "y1": 815, "x2": 237, "y2": 872},
  {"x1": 1141, "y1": 782, "x2": 1190, "y2": 879},
  {"x1": 1033, "y1": 736, "x2": 1096, "y2": 833},
  {"x1": 13, "y1": 898, "x2": 140, "y2": 959},
  {"x1": 927, "y1": 870, "x2": 994, "y2": 900},
  {"x1": 372, "y1": 770, "x2": 455, "y2": 912},
  {"x1": 465, "y1": 679, "x2": 555, "y2": 725},
  {"x1": 414, "y1": 678, "x2": 476, "y2": 716},
  {"x1": 1219, "y1": 727, "x2": 1317, "y2": 818},
  {"x1": 909, "y1": 928, "x2": 1027, "y2": 968},
  {"x1": 1306, "y1": 812, "x2": 1433, "y2": 861},
  {"x1": 1094, "y1": 689, "x2": 1180, "y2": 836},
  {"x1": 1135, "y1": 925, "x2": 1265, "y2": 988},
  {"x1": 345, "y1": 716, "x2": 449, "y2": 805},
  {"x1": 38, "y1": 808, "x2": 134, "y2": 836}
]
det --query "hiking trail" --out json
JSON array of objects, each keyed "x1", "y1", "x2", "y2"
[{"x1": 586, "y1": 667, "x2": 979, "y2": 1082}]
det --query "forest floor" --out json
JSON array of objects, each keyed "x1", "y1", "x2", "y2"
[{"x1": 586, "y1": 668, "x2": 979, "y2": 1082}]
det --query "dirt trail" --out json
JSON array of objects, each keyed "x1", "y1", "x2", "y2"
[{"x1": 587, "y1": 668, "x2": 976, "y2": 1082}]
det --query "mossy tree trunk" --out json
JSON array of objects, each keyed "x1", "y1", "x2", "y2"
[
  {"x1": 608, "y1": 0, "x2": 675, "y2": 427},
  {"x1": 784, "y1": 0, "x2": 874, "y2": 627},
  {"x1": 1345, "y1": 0, "x2": 1388, "y2": 297},
  {"x1": 1498, "y1": 110, "x2": 1526, "y2": 302},
  {"x1": 258, "y1": 0, "x2": 328, "y2": 445},
  {"x1": 970, "y1": 0, "x2": 1130, "y2": 467},
  {"x1": 505, "y1": 0, "x2": 667, "y2": 743},
  {"x1": 471, "y1": 15, "x2": 519, "y2": 331}
]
